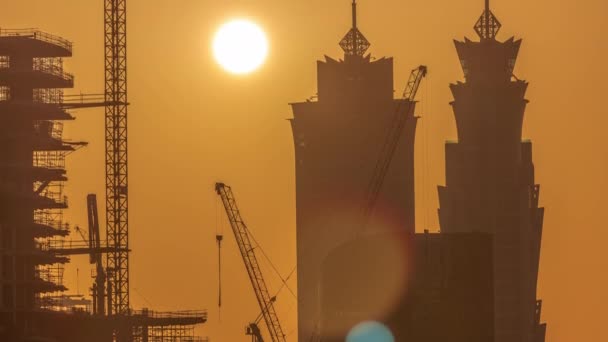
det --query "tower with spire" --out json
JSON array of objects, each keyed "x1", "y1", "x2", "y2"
[
  {"x1": 438, "y1": 1, "x2": 547, "y2": 341},
  {"x1": 290, "y1": 1, "x2": 418, "y2": 340}
]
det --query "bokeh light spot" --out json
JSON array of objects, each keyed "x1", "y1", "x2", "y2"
[{"x1": 346, "y1": 321, "x2": 395, "y2": 342}]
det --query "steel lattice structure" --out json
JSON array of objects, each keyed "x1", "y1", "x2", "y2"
[
  {"x1": 104, "y1": 0, "x2": 129, "y2": 316},
  {"x1": 360, "y1": 65, "x2": 427, "y2": 229},
  {"x1": 339, "y1": 1, "x2": 370, "y2": 57},
  {"x1": 215, "y1": 183, "x2": 287, "y2": 342}
]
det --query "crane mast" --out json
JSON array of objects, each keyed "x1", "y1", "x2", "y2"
[
  {"x1": 361, "y1": 65, "x2": 427, "y2": 227},
  {"x1": 104, "y1": 0, "x2": 129, "y2": 317},
  {"x1": 215, "y1": 182, "x2": 287, "y2": 342}
]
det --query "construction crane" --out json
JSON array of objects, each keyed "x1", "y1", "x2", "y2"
[
  {"x1": 247, "y1": 322, "x2": 264, "y2": 342},
  {"x1": 87, "y1": 194, "x2": 107, "y2": 316},
  {"x1": 360, "y1": 65, "x2": 427, "y2": 228},
  {"x1": 74, "y1": 225, "x2": 88, "y2": 244},
  {"x1": 104, "y1": 0, "x2": 130, "y2": 317},
  {"x1": 215, "y1": 182, "x2": 287, "y2": 342}
]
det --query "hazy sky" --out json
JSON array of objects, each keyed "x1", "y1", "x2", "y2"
[{"x1": 1, "y1": 0, "x2": 607, "y2": 341}]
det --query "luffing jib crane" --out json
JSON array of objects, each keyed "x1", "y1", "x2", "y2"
[
  {"x1": 87, "y1": 194, "x2": 107, "y2": 316},
  {"x1": 215, "y1": 182, "x2": 287, "y2": 342},
  {"x1": 361, "y1": 65, "x2": 428, "y2": 227}
]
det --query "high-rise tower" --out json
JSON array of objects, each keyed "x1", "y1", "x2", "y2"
[
  {"x1": 290, "y1": 2, "x2": 418, "y2": 340},
  {"x1": 0, "y1": 29, "x2": 83, "y2": 335},
  {"x1": 438, "y1": 2, "x2": 547, "y2": 341}
]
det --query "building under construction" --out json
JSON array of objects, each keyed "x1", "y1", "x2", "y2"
[{"x1": 0, "y1": 2, "x2": 207, "y2": 340}]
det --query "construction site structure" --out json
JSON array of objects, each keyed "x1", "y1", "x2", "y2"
[
  {"x1": 289, "y1": 2, "x2": 418, "y2": 340},
  {"x1": 215, "y1": 182, "x2": 286, "y2": 342},
  {"x1": 437, "y1": 1, "x2": 547, "y2": 341},
  {"x1": 0, "y1": 27, "x2": 84, "y2": 336},
  {"x1": 87, "y1": 194, "x2": 106, "y2": 316},
  {"x1": 0, "y1": 24, "x2": 207, "y2": 342},
  {"x1": 104, "y1": 0, "x2": 130, "y2": 318},
  {"x1": 101, "y1": 2, "x2": 210, "y2": 340}
]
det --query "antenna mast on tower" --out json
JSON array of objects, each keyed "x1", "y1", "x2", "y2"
[
  {"x1": 339, "y1": 0, "x2": 371, "y2": 57},
  {"x1": 474, "y1": 0, "x2": 502, "y2": 40}
]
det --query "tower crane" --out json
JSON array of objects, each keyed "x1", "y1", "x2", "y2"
[
  {"x1": 215, "y1": 182, "x2": 287, "y2": 342},
  {"x1": 87, "y1": 194, "x2": 107, "y2": 316},
  {"x1": 104, "y1": 0, "x2": 130, "y2": 318},
  {"x1": 360, "y1": 65, "x2": 427, "y2": 228}
]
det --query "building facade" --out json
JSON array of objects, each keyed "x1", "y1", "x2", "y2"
[
  {"x1": 290, "y1": 2, "x2": 418, "y2": 340},
  {"x1": 437, "y1": 3, "x2": 547, "y2": 342},
  {"x1": 320, "y1": 232, "x2": 495, "y2": 342}
]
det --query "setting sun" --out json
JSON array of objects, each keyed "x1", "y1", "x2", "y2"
[{"x1": 213, "y1": 19, "x2": 268, "y2": 74}]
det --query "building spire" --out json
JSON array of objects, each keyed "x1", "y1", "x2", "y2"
[
  {"x1": 352, "y1": 0, "x2": 358, "y2": 28},
  {"x1": 339, "y1": 0, "x2": 371, "y2": 57},
  {"x1": 474, "y1": 0, "x2": 502, "y2": 40}
]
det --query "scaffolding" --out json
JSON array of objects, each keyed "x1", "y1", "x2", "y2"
[
  {"x1": 0, "y1": 28, "x2": 73, "y2": 52},
  {"x1": 34, "y1": 88, "x2": 65, "y2": 104},
  {"x1": 0, "y1": 85, "x2": 8, "y2": 101},
  {"x1": 131, "y1": 310, "x2": 209, "y2": 342},
  {"x1": 143, "y1": 326, "x2": 207, "y2": 342},
  {"x1": 1, "y1": 10, "x2": 208, "y2": 339},
  {"x1": 0, "y1": 56, "x2": 8, "y2": 69},
  {"x1": 0, "y1": 38, "x2": 75, "y2": 323},
  {"x1": 33, "y1": 57, "x2": 74, "y2": 82},
  {"x1": 35, "y1": 263, "x2": 67, "y2": 310}
]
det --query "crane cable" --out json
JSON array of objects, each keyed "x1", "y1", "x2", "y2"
[
  {"x1": 272, "y1": 265, "x2": 297, "y2": 299},
  {"x1": 215, "y1": 195, "x2": 223, "y2": 321},
  {"x1": 245, "y1": 227, "x2": 298, "y2": 301},
  {"x1": 416, "y1": 72, "x2": 432, "y2": 232},
  {"x1": 425, "y1": 75, "x2": 433, "y2": 231},
  {"x1": 422, "y1": 73, "x2": 430, "y2": 231}
]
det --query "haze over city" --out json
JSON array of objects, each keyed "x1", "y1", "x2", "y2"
[{"x1": 0, "y1": 1, "x2": 606, "y2": 341}]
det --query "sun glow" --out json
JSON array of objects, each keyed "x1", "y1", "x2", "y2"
[{"x1": 213, "y1": 19, "x2": 269, "y2": 75}]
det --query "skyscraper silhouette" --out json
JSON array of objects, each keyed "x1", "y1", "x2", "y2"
[
  {"x1": 438, "y1": 2, "x2": 547, "y2": 341},
  {"x1": 290, "y1": 2, "x2": 417, "y2": 340}
]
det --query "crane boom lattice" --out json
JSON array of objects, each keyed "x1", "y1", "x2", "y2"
[
  {"x1": 361, "y1": 65, "x2": 427, "y2": 227},
  {"x1": 104, "y1": 0, "x2": 129, "y2": 316},
  {"x1": 215, "y1": 183, "x2": 287, "y2": 342},
  {"x1": 88, "y1": 194, "x2": 107, "y2": 316}
]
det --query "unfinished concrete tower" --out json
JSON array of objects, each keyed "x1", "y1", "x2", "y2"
[
  {"x1": 0, "y1": 29, "x2": 85, "y2": 335},
  {"x1": 437, "y1": 2, "x2": 547, "y2": 341},
  {"x1": 290, "y1": 2, "x2": 417, "y2": 340}
]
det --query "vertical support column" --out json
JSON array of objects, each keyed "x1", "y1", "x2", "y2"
[
  {"x1": 104, "y1": 0, "x2": 130, "y2": 318},
  {"x1": 351, "y1": 1, "x2": 358, "y2": 57},
  {"x1": 485, "y1": 0, "x2": 490, "y2": 38}
]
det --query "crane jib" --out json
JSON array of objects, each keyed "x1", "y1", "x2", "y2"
[
  {"x1": 215, "y1": 183, "x2": 287, "y2": 342},
  {"x1": 360, "y1": 66, "x2": 428, "y2": 232}
]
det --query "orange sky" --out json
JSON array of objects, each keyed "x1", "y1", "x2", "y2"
[{"x1": 2, "y1": 0, "x2": 607, "y2": 341}]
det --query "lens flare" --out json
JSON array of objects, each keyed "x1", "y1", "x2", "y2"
[{"x1": 347, "y1": 321, "x2": 395, "y2": 342}]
